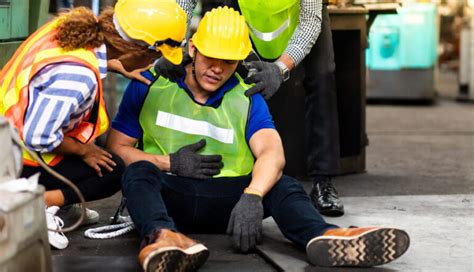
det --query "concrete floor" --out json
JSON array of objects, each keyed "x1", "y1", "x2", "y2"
[{"x1": 51, "y1": 71, "x2": 474, "y2": 271}]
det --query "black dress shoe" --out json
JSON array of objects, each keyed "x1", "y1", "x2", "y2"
[{"x1": 309, "y1": 177, "x2": 344, "y2": 217}]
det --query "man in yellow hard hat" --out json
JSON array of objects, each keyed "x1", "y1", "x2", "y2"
[
  {"x1": 0, "y1": 0, "x2": 186, "y2": 250},
  {"x1": 107, "y1": 7, "x2": 409, "y2": 271},
  {"x1": 160, "y1": 0, "x2": 346, "y2": 217}
]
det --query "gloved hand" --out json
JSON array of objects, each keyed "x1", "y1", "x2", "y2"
[
  {"x1": 243, "y1": 61, "x2": 283, "y2": 100},
  {"x1": 169, "y1": 139, "x2": 223, "y2": 179},
  {"x1": 153, "y1": 53, "x2": 192, "y2": 81},
  {"x1": 226, "y1": 193, "x2": 264, "y2": 253}
]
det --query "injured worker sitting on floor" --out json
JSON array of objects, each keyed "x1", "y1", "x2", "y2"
[{"x1": 106, "y1": 7, "x2": 410, "y2": 272}]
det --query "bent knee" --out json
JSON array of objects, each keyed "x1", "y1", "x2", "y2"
[
  {"x1": 122, "y1": 160, "x2": 162, "y2": 187},
  {"x1": 110, "y1": 153, "x2": 126, "y2": 175}
]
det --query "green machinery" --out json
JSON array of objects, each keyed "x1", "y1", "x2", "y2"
[
  {"x1": 366, "y1": 2, "x2": 438, "y2": 101},
  {"x1": 0, "y1": 0, "x2": 49, "y2": 69}
]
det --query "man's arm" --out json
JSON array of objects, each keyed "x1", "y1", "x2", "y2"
[
  {"x1": 282, "y1": 0, "x2": 322, "y2": 68},
  {"x1": 226, "y1": 127, "x2": 285, "y2": 252},
  {"x1": 246, "y1": 128, "x2": 285, "y2": 196},
  {"x1": 106, "y1": 128, "x2": 170, "y2": 170},
  {"x1": 244, "y1": 0, "x2": 322, "y2": 99}
]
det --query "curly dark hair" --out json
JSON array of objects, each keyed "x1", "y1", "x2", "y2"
[
  {"x1": 54, "y1": 7, "x2": 160, "y2": 71},
  {"x1": 55, "y1": 7, "x2": 104, "y2": 50},
  {"x1": 55, "y1": 6, "x2": 147, "y2": 52}
]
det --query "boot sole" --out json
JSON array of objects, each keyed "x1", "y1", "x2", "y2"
[
  {"x1": 143, "y1": 244, "x2": 209, "y2": 272},
  {"x1": 318, "y1": 208, "x2": 344, "y2": 217},
  {"x1": 306, "y1": 228, "x2": 410, "y2": 267}
]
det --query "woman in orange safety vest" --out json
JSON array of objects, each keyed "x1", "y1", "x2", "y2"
[{"x1": 0, "y1": 0, "x2": 186, "y2": 249}]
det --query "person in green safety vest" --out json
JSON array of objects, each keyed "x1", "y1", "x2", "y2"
[
  {"x1": 158, "y1": 0, "x2": 345, "y2": 217},
  {"x1": 107, "y1": 7, "x2": 409, "y2": 272}
]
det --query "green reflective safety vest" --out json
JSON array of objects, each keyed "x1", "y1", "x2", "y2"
[
  {"x1": 238, "y1": 0, "x2": 299, "y2": 60},
  {"x1": 139, "y1": 75, "x2": 255, "y2": 177}
]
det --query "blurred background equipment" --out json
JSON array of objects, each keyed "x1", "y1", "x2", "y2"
[
  {"x1": 366, "y1": 2, "x2": 438, "y2": 101},
  {"x1": 0, "y1": 188, "x2": 52, "y2": 272},
  {"x1": 0, "y1": 116, "x2": 52, "y2": 272},
  {"x1": 458, "y1": 0, "x2": 474, "y2": 101},
  {"x1": 0, "y1": 118, "x2": 22, "y2": 183},
  {"x1": 0, "y1": 0, "x2": 49, "y2": 68}
]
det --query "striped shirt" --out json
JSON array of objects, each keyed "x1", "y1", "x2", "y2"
[
  {"x1": 177, "y1": 0, "x2": 322, "y2": 65},
  {"x1": 23, "y1": 44, "x2": 108, "y2": 153}
]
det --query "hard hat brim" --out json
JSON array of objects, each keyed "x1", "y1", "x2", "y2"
[{"x1": 158, "y1": 45, "x2": 183, "y2": 65}]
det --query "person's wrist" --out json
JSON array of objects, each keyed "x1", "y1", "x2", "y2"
[
  {"x1": 76, "y1": 141, "x2": 88, "y2": 157},
  {"x1": 274, "y1": 60, "x2": 290, "y2": 82},
  {"x1": 244, "y1": 187, "x2": 263, "y2": 198},
  {"x1": 169, "y1": 153, "x2": 178, "y2": 173},
  {"x1": 154, "y1": 154, "x2": 171, "y2": 172}
]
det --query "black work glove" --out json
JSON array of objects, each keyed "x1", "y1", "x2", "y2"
[
  {"x1": 226, "y1": 193, "x2": 264, "y2": 253},
  {"x1": 153, "y1": 53, "x2": 192, "y2": 81},
  {"x1": 243, "y1": 61, "x2": 283, "y2": 100},
  {"x1": 169, "y1": 139, "x2": 223, "y2": 179}
]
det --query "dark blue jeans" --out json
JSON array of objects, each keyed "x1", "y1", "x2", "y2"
[{"x1": 121, "y1": 161, "x2": 338, "y2": 249}]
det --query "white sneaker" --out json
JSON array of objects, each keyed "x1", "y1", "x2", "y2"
[
  {"x1": 63, "y1": 204, "x2": 100, "y2": 226},
  {"x1": 45, "y1": 206, "x2": 69, "y2": 249}
]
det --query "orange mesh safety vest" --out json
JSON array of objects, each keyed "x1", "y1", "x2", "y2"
[{"x1": 0, "y1": 18, "x2": 109, "y2": 166}]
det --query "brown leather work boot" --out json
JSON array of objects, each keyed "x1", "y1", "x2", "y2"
[
  {"x1": 138, "y1": 229, "x2": 209, "y2": 272},
  {"x1": 306, "y1": 227, "x2": 410, "y2": 267}
]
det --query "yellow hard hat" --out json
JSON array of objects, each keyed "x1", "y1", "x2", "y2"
[
  {"x1": 114, "y1": 0, "x2": 187, "y2": 64},
  {"x1": 192, "y1": 6, "x2": 252, "y2": 61}
]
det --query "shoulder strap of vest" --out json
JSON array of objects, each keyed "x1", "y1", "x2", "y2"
[
  {"x1": 149, "y1": 66, "x2": 158, "y2": 77},
  {"x1": 234, "y1": 72, "x2": 254, "y2": 93}
]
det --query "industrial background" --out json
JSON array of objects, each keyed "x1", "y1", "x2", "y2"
[{"x1": 0, "y1": 0, "x2": 473, "y2": 271}]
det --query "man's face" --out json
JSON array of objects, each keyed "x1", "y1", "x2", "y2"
[{"x1": 189, "y1": 42, "x2": 239, "y2": 93}]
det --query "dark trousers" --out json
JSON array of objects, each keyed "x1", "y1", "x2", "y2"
[
  {"x1": 122, "y1": 161, "x2": 338, "y2": 249},
  {"x1": 21, "y1": 152, "x2": 124, "y2": 206},
  {"x1": 302, "y1": 5, "x2": 341, "y2": 177}
]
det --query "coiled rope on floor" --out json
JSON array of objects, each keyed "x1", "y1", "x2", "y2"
[
  {"x1": 84, "y1": 220, "x2": 135, "y2": 239},
  {"x1": 84, "y1": 197, "x2": 135, "y2": 239}
]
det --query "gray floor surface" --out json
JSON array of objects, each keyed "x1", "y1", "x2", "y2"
[{"x1": 51, "y1": 71, "x2": 474, "y2": 271}]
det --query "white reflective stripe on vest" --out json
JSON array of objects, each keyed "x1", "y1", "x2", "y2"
[
  {"x1": 155, "y1": 111, "x2": 234, "y2": 144},
  {"x1": 247, "y1": 19, "x2": 290, "y2": 42}
]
